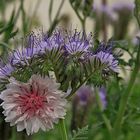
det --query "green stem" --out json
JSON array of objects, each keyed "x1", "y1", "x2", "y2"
[
  {"x1": 69, "y1": 1, "x2": 86, "y2": 31},
  {"x1": 113, "y1": 40, "x2": 140, "y2": 138},
  {"x1": 69, "y1": 1, "x2": 83, "y2": 22},
  {"x1": 28, "y1": 0, "x2": 41, "y2": 30},
  {"x1": 66, "y1": 68, "x2": 95, "y2": 100},
  {"x1": 102, "y1": 0, "x2": 108, "y2": 42},
  {"x1": 134, "y1": 0, "x2": 140, "y2": 28},
  {"x1": 11, "y1": 127, "x2": 16, "y2": 140},
  {"x1": 48, "y1": 0, "x2": 65, "y2": 35},
  {"x1": 58, "y1": 119, "x2": 68, "y2": 140},
  {"x1": 95, "y1": 88, "x2": 112, "y2": 134},
  {"x1": 81, "y1": 17, "x2": 86, "y2": 32},
  {"x1": 49, "y1": 0, "x2": 54, "y2": 24}
]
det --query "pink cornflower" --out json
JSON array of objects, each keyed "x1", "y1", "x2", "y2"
[{"x1": 0, "y1": 75, "x2": 67, "y2": 135}]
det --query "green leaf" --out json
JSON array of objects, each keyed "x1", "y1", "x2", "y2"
[
  {"x1": 3, "y1": 9, "x2": 18, "y2": 42},
  {"x1": 0, "y1": 23, "x2": 13, "y2": 35},
  {"x1": 8, "y1": 29, "x2": 18, "y2": 39},
  {"x1": 71, "y1": 126, "x2": 88, "y2": 140}
]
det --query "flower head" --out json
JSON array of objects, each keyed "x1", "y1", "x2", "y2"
[
  {"x1": 90, "y1": 42, "x2": 118, "y2": 72},
  {"x1": 0, "y1": 64, "x2": 14, "y2": 81},
  {"x1": 95, "y1": 51, "x2": 118, "y2": 72},
  {"x1": 64, "y1": 29, "x2": 92, "y2": 57},
  {"x1": 93, "y1": 2, "x2": 116, "y2": 22},
  {"x1": 77, "y1": 85, "x2": 92, "y2": 105},
  {"x1": 0, "y1": 75, "x2": 67, "y2": 135},
  {"x1": 99, "y1": 86, "x2": 107, "y2": 108},
  {"x1": 39, "y1": 29, "x2": 64, "y2": 53},
  {"x1": 10, "y1": 34, "x2": 41, "y2": 66}
]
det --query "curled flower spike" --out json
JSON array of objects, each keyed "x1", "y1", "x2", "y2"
[
  {"x1": 64, "y1": 29, "x2": 93, "y2": 57},
  {"x1": 95, "y1": 51, "x2": 118, "y2": 72},
  {"x1": 0, "y1": 75, "x2": 67, "y2": 135},
  {"x1": 10, "y1": 29, "x2": 64, "y2": 67},
  {"x1": 10, "y1": 47, "x2": 37, "y2": 66},
  {"x1": 89, "y1": 42, "x2": 118, "y2": 73}
]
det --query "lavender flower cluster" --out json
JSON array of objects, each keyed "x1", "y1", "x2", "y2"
[
  {"x1": 0, "y1": 28, "x2": 118, "y2": 135},
  {"x1": 0, "y1": 28, "x2": 118, "y2": 84}
]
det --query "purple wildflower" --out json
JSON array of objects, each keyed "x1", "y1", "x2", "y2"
[
  {"x1": 9, "y1": 30, "x2": 64, "y2": 66},
  {"x1": 9, "y1": 29, "x2": 93, "y2": 67},
  {"x1": 95, "y1": 51, "x2": 118, "y2": 72},
  {"x1": 132, "y1": 34, "x2": 140, "y2": 46},
  {"x1": 99, "y1": 86, "x2": 107, "y2": 108},
  {"x1": 112, "y1": 1, "x2": 135, "y2": 12},
  {"x1": 39, "y1": 29, "x2": 64, "y2": 53},
  {"x1": 10, "y1": 35, "x2": 41, "y2": 66},
  {"x1": 0, "y1": 64, "x2": 14, "y2": 80},
  {"x1": 93, "y1": 3, "x2": 111, "y2": 15},
  {"x1": 90, "y1": 42, "x2": 118, "y2": 72},
  {"x1": 10, "y1": 47, "x2": 37, "y2": 66},
  {"x1": 77, "y1": 85, "x2": 92, "y2": 105},
  {"x1": 93, "y1": 2, "x2": 116, "y2": 22},
  {"x1": 64, "y1": 29, "x2": 93, "y2": 57},
  {"x1": 95, "y1": 42, "x2": 113, "y2": 53}
]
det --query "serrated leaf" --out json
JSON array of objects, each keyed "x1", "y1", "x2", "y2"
[{"x1": 71, "y1": 126, "x2": 88, "y2": 140}]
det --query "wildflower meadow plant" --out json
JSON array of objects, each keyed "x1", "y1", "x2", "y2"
[
  {"x1": 0, "y1": 0, "x2": 140, "y2": 140},
  {"x1": 0, "y1": 28, "x2": 118, "y2": 137}
]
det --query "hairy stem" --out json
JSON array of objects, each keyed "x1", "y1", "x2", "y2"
[
  {"x1": 49, "y1": 0, "x2": 54, "y2": 24},
  {"x1": 66, "y1": 78, "x2": 87, "y2": 100},
  {"x1": 113, "y1": 40, "x2": 140, "y2": 138}
]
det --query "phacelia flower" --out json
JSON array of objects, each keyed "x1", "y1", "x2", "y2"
[
  {"x1": 77, "y1": 85, "x2": 93, "y2": 105},
  {"x1": 10, "y1": 34, "x2": 41, "y2": 66},
  {"x1": 99, "y1": 86, "x2": 107, "y2": 109},
  {"x1": 10, "y1": 30, "x2": 64, "y2": 66},
  {"x1": 10, "y1": 47, "x2": 37, "y2": 66},
  {"x1": 92, "y1": 2, "x2": 117, "y2": 23},
  {"x1": 95, "y1": 51, "x2": 118, "y2": 72},
  {"x1": 0, "y1": 64, "x2": 14, "y2": 80},
  {"x1": 0, "y1": 75, "x2": 67, "y2": 135},
  {"x1": 89, "y1": 42, "x2": 118, "y2": 73},
  {"x1": 39, "y1": 29, "x2": 64, "y2": 53},
  {"x1": 112, "y1": 0, "x2": 135, "y2": 12},
  {"x1": 64, "y1": 29, "x2": 93, "y2": 57}
]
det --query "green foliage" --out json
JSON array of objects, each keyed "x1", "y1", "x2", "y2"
[
  {"x1": 0, "y1": 0, "x2": 140, "y2": 140},
  {"x1": 134, "y1": 0, "x2": 140, "y2": 27},
  {"x1": 12, "y1": 66, "x2": 33, "y2": 82},
  {"x1": 71, "y1": 126, "x2": 88, "y2": 140}
]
